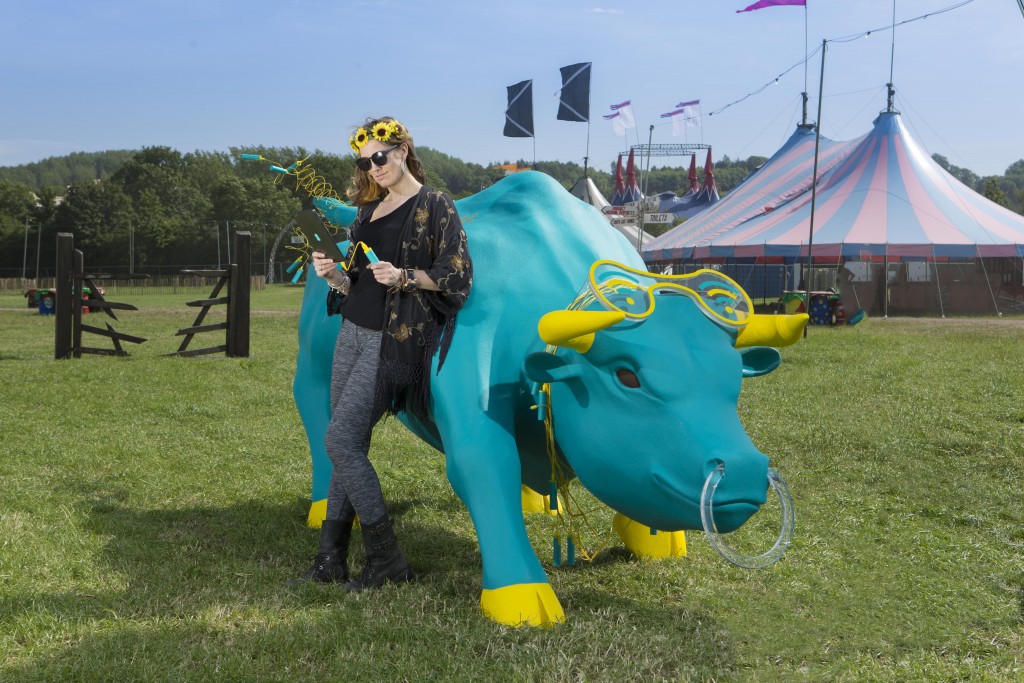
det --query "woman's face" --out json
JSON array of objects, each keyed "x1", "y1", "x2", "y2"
[{"x1": 359, "y1": 139, "x2": 405, "y2": 190}]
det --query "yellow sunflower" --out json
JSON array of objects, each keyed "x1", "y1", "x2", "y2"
[
  {"x1": 371, "y1": 120, "x2": 398, "y2": 143},
  {"x1": 349, "y1": 127, "x2": 369, "y2": 153}
]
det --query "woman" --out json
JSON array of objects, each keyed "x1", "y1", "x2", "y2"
[{"x1": 299, "y1": 116, "x2": 472, "y2": 592}]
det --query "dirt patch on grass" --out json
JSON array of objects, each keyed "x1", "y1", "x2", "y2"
[{"x1": 870, "y1": 316, "x2": 1024, "y2": 331}]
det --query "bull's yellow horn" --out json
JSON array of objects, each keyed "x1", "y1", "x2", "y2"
[
  {"x1": 735, "y1": 313, "x2": 808, "y2": 348},
  {"x1": 538, "y1": 310, "x2": 626, "y2": 353}
]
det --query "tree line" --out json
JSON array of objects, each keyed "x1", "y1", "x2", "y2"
[{"x1": 1, "y1": 145, "x2": 1022, "y2": 277}]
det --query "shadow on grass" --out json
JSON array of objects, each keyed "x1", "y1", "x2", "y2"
[
  {"x1": 3, "y1": 488, "x2": 735, "y2": 681},
  {"x1": 4, "y1": 590, "x2": 734, "y2": 682}
]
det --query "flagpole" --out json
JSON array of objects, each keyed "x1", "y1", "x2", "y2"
[
  {"x1": 802, "y1": 2, "x2": 809, "y2": 125},
  {"x1": 889, "y1": 0, "x2": 897, "y2": 88},
  {"x1": 584, "y1": 76, "x2": 592, "y2": 174},
  {"x1": 887, "y1": 0, "x2": 898, "y2": 114},
  {"x1": 803, "y1": 3, "x2": 809, "y2": 96},
  {"x1": 585, "y1": 120, "x2": 591, "y2": 175},
  {"x1": 805, "y1": 38, "x2": 827, "y2": 335},
  {"x1": 638, "y1": 124, "x2": 654, "y2": 252}
]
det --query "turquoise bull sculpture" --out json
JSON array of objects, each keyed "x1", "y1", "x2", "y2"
[{"x1": 293, "y1": 171, "x2": 806, "y2": 627}]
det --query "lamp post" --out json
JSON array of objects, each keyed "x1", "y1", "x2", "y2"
[
  {"x1": 34, "y1": 218, "x2": 43, "y2": 288},
  {"x1": 22, "y1": 216, "x2": 31, "y2": 280}
]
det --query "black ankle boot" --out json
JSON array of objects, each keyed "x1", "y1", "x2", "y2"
[
  {"x1": 292, "y1": 518, "x2": 352, "y2": 585},
  {"x1": 346, "y1": 515, "x2": 414, "y2": 593}
]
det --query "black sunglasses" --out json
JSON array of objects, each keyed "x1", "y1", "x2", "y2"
[{"x1": 355, "y1": 144, "x2": 400, "y2": 172}]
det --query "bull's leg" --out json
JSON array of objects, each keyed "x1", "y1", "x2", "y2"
[
  {"x1": 436, "y1": 413, "x2": 564, "y2": 627},
  {"x1": 612, "y1": 513, "x2": 687, "y2": 559},
  {"x1": 294, "y1": 276, "x2": 342, "y2": 528},
  {"x1": 521, "y1": 485, "x2": 557, "y2": 516}
]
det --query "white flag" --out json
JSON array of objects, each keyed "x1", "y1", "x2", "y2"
[
  {"x1": 659, "y1": 108, "x2": 690, "y2": 136},
  {"x1": 603, "y1": 111, "x2": 627, "y2": 137},
  {"x1": 610, "y1": 100, "x2": 636, "y2": 130},
  {"x1": 676, "y1": 99, "x2": 701, "y2": 127}
]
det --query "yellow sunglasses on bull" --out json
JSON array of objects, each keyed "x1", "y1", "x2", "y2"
[{"x1": 570, "y1": 260, "x2": 753, "y2": 330}]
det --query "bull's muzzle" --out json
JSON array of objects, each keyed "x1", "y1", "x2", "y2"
[{"x1": 699, "y1": 463, "x2": 795, "y2": 569}]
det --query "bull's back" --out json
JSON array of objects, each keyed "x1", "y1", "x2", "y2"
[
  {"x1": 447, "y1": 172, "x2": 643, "y2": 361},
  {"x1": 409, "y1": 171, "x2": 645, "y2": 446}
]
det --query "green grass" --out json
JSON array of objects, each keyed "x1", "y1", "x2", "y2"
[{"x1": 1, "y1": 293, "x2": 1022, "y2": 682}]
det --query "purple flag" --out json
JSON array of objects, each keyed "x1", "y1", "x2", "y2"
[{"x1": 737, "y1": 0, "x2": 805, "y2": 13}]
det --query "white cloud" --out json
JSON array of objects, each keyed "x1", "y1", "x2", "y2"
[{"x1": 588, "y1": 8, "x2": 624, "y2": 14}]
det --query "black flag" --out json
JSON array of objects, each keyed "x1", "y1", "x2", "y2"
[
  {"x1": 504, "y1": 80, "x2": 534, "y2": 138},
  {"x1": 556, "y1": 62, "x2": 591, "y2": 122}
]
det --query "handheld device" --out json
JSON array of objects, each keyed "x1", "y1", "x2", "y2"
[
  {"x1": 361, "y1": 244, "x2": 380, "y2": 263},
  {"x1": 294, "y1": 209, "x2": 346, "y2": 264}
]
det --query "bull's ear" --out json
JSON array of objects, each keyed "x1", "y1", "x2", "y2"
[
  {"x1": 740, "y1": 346, "x2": 781, "y2": 378},
  {"x1": 524, "y1": 352, "x2": 584, "y2": 384}
]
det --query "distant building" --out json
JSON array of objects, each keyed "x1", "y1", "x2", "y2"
[{"x1": 494, "y1": 163, "x2": 531, "y2": 176}]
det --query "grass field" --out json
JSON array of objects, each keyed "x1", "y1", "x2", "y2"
[{"x1": 1, "y1": 287, "x2": 1022, "y2": 682}]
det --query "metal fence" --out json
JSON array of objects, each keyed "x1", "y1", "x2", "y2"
[
  {"x1": 1, "y1": 274, "x2": 266, "y2": 297},
  {"x1": 651, "y1": 257, "x2": 1024, "y2": 316}
]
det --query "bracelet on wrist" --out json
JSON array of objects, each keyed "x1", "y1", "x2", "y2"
[
  {"x1": 401, "y1": 268, "x2": 420, "y2": 292},
  {"x1": 328, "y1": 273, "x2": 348, "y2": 292}
]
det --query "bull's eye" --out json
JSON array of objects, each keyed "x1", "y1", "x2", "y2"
[{"x1": 616, "y1": 368, "x2": 641, "y2": 389}]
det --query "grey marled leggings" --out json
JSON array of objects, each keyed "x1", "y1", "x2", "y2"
[{"x1": 323, "y1": 321, "x2": 388, "y2": 526}]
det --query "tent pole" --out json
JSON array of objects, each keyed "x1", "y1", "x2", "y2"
[
  {"x1": 932, "y1": 244, "x2": 945, "y2": 319},
  {"x1": 883, "y1": 246, "x2": 889, "y2": 318},
  {"x1": 805, "y1": 38, "x2": 828, "y2": 334},
  {"x1": 835, "y1": 250, "x2": 842, "y2": 324},
  {"x1": 849, "y1": 261, "x2": 863, "y2": 311},
  {"x1": 977, "y1": 246, "x2": 1001, "y2": 317},
  {"x1": 763, "y1": 245, "x2": 768, "y2": 310}
]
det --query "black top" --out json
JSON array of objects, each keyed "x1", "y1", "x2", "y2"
[
  {"x1": 342, "y1": 196, "x2": 414, "y2": 330},
  {"x1": 325, "y1": 186, "x2": 473, "y2": 422}
]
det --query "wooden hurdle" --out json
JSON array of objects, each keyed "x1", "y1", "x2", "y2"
[
  {"x1": 55, "y1": 232, "x2": 148, "y2": 359},
  {"x1": 168, "y1": 231, "x2": 251, "y2": 358}
]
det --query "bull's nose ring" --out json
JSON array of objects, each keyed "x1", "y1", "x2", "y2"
[{"x1": 700, "y1": 464, "x2": 795, "y2": 569}]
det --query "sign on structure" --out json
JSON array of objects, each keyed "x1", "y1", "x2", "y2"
[
  {"x1": 644, "y1": 213, "x2": 674, "y2": 225},
  {"x1": 602, "y1": 205, "x2": 638, "y2": 218}
]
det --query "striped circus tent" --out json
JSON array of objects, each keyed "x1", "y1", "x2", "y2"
[
  {"x1": 622, "y1": 148, "x2": 642, "y2": 204},
  {"x1": 643, "y1": 111, "x2": 1024, "y2": 315},
  {"x1": 658, "y1": 148, "x2": 722, "y2": 219},
  {"x1": 643, "y1": 125, "x2": 859, "y2": 261},
  {"x1": 643, "y1": 113, "x2": 1024, "y2": 263},
  {"x1": 610, "y1": 154, "x2": 625, "y2": 206}
]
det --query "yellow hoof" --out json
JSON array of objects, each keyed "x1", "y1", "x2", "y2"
[
  {"x1": 306, "y1": 500, "x2": 360, "y2": 530},
  {"x1": 307, "y1": 499, "x2": 327, "y2": 528},
  {"x1": 480, "y1": 583, "x2": 565, "y2": 627},
  {"x1": 521, "y1": 485, "x2": 557, "y2": 516},
  {"x1": 612, "y1": 513, "x2": 687, "y2": 559}
]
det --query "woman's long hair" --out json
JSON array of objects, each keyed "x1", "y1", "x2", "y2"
[{"x1": 347, "y1": 116, "x2": 426, "y2": 207}]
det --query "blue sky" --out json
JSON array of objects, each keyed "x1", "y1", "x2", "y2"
[{"x1": 1, "y1": 0, "x2": 1020, "y2": 176}]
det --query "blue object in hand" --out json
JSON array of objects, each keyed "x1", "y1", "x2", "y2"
[{"x1": 361, "y1": 244, "x2": 380, "y2": 263}]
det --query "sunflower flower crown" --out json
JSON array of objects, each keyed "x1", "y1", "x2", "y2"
[{"x1": 349, "y1": 119, "x2": 408, "y2": 154}]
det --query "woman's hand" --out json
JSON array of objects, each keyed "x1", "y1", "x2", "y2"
[
  {"x1": 311, "y1": 251, "x2": 337, "y2": 277},
  {"x1": 368, "y1": 262, "x2": 440, "y2": 291},
  {"x1": 368, "y1": 261, "x2": 404, "y2": 288},
  {"x1": 312, "y1": 251, "x2": 347, "y2": 290}
]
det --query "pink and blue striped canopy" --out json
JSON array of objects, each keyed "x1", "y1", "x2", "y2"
[{"x1": 643, "y1": 113, "x2": 1024, "y2": 262}]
